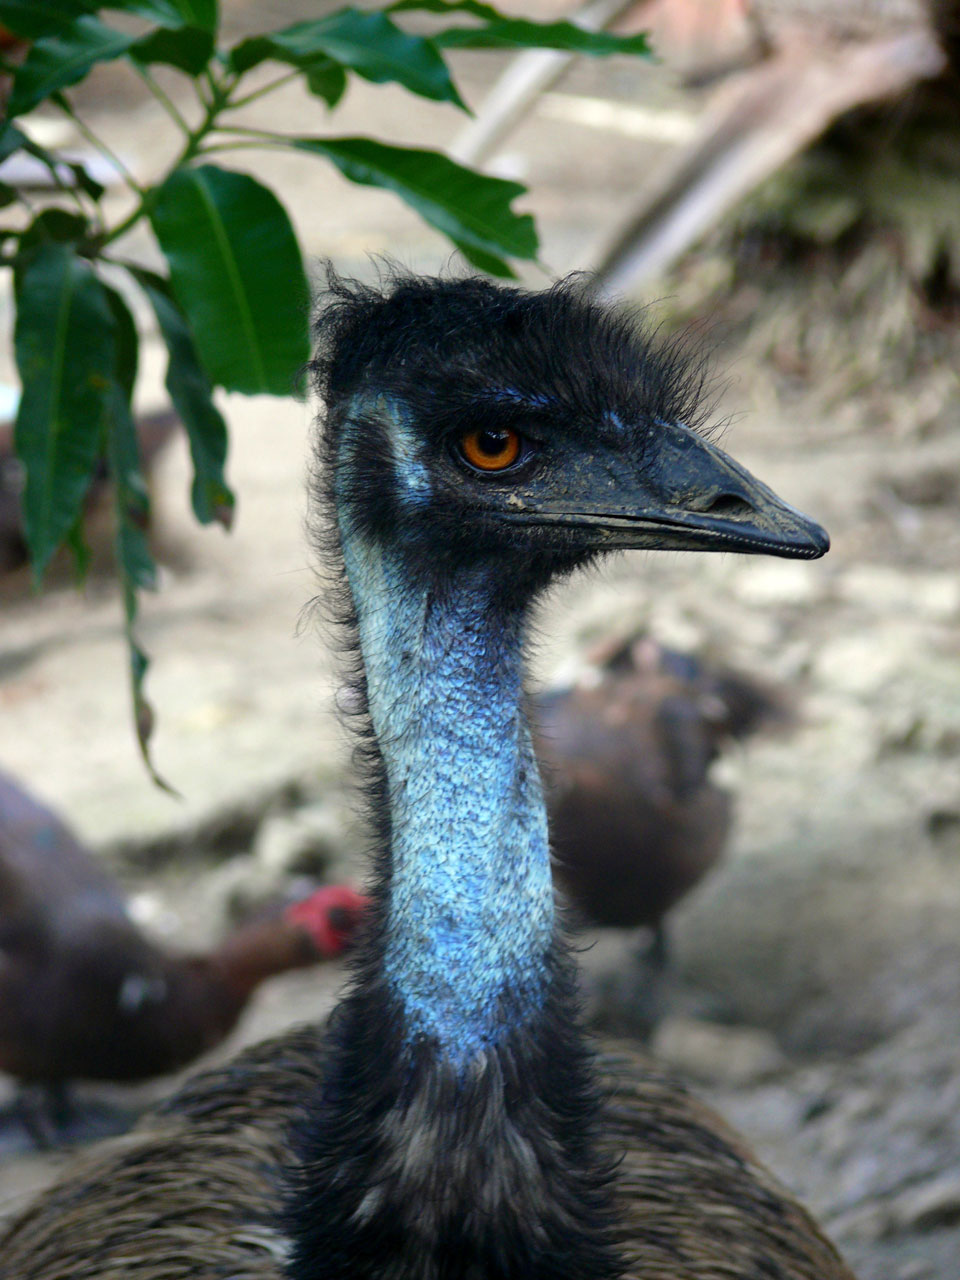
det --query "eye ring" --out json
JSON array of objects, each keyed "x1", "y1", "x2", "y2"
[{"x1": 458, "y1": 426, "x2": 523, "y2": 473}]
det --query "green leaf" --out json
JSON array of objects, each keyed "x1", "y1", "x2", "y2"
[
  {"x1": 124, "y1": 629, "x2": 173, "y2": 792},
  {"x1": 447, "y1": 240, "x2": 515, "y2": 276},
  {"x1": 108, "y1": 435, "x2": 155, "y2": 595},
  {"x1": 390, "y1": 0, "x2": 502, "y2": 20},
  {"x1": 17, "y1": 208, "x2": 90, "y2": 255},
  {"x1": 65, "y1": 511, "x2": 93, "y2": 582},
  {"x1": 101, "y1": 278, "x2": 139, "y2": 400},
  {"x1": 390, "y1": 0, "x2": 651, "y2": 55},
  {"x1": 133, "y1": 267, "x2": 234, "y2": 528},
  {"x1": 101, "y1": 293, "x2": 156, "y2": 593},
  {"x1": 7, "y1": 17, "x2": 136, "y2": 119},
  {"x1": 229, "y1": 8, "x2": 465, "y2": 110},
  {"x1": 433, "y1": 20, "x2": 651, "y2": 55},
  {"x1": 150, "y1": 165, "x2": 310, "y2": 396},
  {"x1": 96, "y1": 277, "x2": 172, "y2": 790},
  {"x1": 305, "y1": 61, "x2": 348, "y2": 108},
  {"x1": 105, "y1": 0, "x2": 217, "y2": 30},
  {"x1": 13, "y1": 243, "x2": 115, "y2": 580},
  {"x1": 66, "y1": 160, "x2": 106, "y2": 202},
  {"x1": 0, "y1": 0, "x2": 97, "y2": 40},
  {"x1": 0, "y1": 182, "x2": 16, "y2": 208},
  {"x1": 0, "y1": 126, "x2": 104, "y2": 202},
  {"x1": 293, "y1": 136, "x2": 536, "y2": 273},
  {"x1": 131, "y1": 24, "x2": 214, "y2": 74},
  {"x1": 0, "y1": 122, "x2": 27, "y2": 164}
]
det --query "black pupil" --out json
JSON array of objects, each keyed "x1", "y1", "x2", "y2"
[{"x1": 478, "y1": 429, "x2": 509, "y2": 456}]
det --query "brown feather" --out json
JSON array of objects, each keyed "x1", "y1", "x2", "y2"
[
  {"x1": 0, "y1": 1026, "x2": 853, "y2": 1280},
  {"x1": 538, "y1": 635, "x2": 783, "y2": 930}
]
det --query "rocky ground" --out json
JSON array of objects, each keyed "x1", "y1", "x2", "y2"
[{"x1": 1, "y1": 7, "x2": 959, "y2": 1277}]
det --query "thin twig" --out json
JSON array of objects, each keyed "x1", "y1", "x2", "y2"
[
  {"x1": 227, "y1": 69, "x2": 302, "y2": 110},
  {"x1": 198, "y1": 138, "x2": 291, "y2": 154},
  {"x1": 100, "y1": 197, "x2": 150, "y2": 248},
  {"x1": 132, "y1": 63, "x2": 192, "y2": 135},
  {"x1": 54, "y1": 97, "x2": 145, "y2": 196},
  {"x1": 211, "y1": 123, "x2": 298, "y2": 143}
]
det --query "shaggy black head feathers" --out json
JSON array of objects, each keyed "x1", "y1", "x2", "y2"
[{"x1": 311, "y1": 266, "x2": 715, "y2": 455}]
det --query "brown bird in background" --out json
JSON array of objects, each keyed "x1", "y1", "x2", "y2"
[
  {"x1": 538, "y1": 631, "x2": 781, "y2": 932},
  {"x1": 0, "y1": 767, "x2": 367, "y2": 1144},
  {"x1": 536, "y1": 632, "x2": 782, "y2": 1032}
]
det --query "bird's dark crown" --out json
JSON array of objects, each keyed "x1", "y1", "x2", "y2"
[
  {"x1": 311, "y1": 267, "x2": 721, "y2": 585},
  {"x1": 312, "y1": 267, "x2": 709, "y2": 447}
]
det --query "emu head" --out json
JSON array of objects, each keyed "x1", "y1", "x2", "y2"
[{"x1": 313, "y1": 272, "x2": 828, "y2": 598}]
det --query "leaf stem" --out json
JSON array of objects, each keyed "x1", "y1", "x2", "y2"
[
  {"x1": 194, "y1": 72, "x2": 214, "y2": 111},
  {"x1": 53, "y1": 96, "x2": 145, "y2": 196},
  {"x1": 197, "y1": 139, "x2": 289, "y2": 154},
  {"x1": 132, "y1": 63, "x2": 192, "y2": 135},
  {"x1": 20, "y1": 140, "x2": 100, "y2": 223},
  {"x1": 226, "y1": 69, "x2": 302, "y2": 109},
  {"x1": 208, "y1": 124, "x2": 300, "y2": 145},
  {"x1": 202, "y1": 66, "x2": 221, "y2": 105},
  {"x1": 100, "y1": 71, "x2": 229, "y2": 249},
  {"x1": 100, "y1": 198, "x2": 149, "y2": 248},
  {"x1": 44, "y1": 159, "x2": 97, "y2": 223}
]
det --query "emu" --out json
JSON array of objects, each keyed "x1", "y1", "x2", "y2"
[
  {"x1": 536, "y1": 634, "x2": 781, "y2": 1030},
  {"x1": 0, "y1": 271, "x2": 854, "y2": 1280},
  {"x1": 538, "y1": 632, "x2": 780, "y2": 935},
  {"x1": 0, "y1": 765, "x2": 366, "y2": 1143}
]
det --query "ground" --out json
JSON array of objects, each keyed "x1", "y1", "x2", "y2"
[{"x1": 1, "y1": 7, "x2": 959, "y2": 1277}]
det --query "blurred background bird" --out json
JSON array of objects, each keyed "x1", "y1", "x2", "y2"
[
  {"x1": 536, "y1": 630, "x2": 785, "y2": 1031},
  {"x1": 0, "y1": 766, "x2": 367, "y2": 1147}
]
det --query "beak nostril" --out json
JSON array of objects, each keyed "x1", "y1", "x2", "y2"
[{"x1": 699, "y1": 492, "x2": 755, "y2": 519}]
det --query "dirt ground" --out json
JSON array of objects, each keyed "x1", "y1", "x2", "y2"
[{"x1": 1, "y1": 8, "x2": 960, "y2": 1278}]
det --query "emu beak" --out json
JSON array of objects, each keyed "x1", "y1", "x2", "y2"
[{"x1": 523, "y1": 420, "x2": 829, "y2": 559}]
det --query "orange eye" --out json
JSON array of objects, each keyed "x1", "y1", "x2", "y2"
[{"x1": 459, "y1": 427, "x2": 522, "y2": 472}]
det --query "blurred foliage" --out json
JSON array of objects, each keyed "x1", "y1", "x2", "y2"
[{"x1": 0, "y1": 0, "x2": 651, "y2": 779}]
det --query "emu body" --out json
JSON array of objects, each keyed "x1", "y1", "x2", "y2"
[{"x1": 0, "y1": 272, "x2": 853, "y2": 1280}]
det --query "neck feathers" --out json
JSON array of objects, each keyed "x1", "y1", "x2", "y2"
[
  {"x1": 286, "y1": 957, "x2": 623, "y2": 1280},
  {"x1": 346, "y1": 533, "x2": 553, "y2": 1060},
  {"x1": 286, "y1": 457, "x2": 622, "y2": 1278}
]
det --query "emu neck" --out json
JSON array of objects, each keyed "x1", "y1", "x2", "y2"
[
  {"x1": 206, "y1": 919, "x2": 319, "y2": 1003},
  {"x1": 343, "y1": 531, "x2": 553, "y2": 1062}
]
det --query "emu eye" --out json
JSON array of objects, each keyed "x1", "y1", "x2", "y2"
[{"x1": 458, "y1": 427, "x2": 522, "y2": 473}]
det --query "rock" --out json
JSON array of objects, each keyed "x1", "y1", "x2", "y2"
[
  {"x1": 837, "y1": 566, "x2": 960, "y2": 622},
  {"x1": 828, "y1": 1201, "x2": 894, "y2": 1245},
  {"x1": 886, "y1": 468, "x2": 958, "y2": 508},
  {"x1": 812, "y1": 631, "x2": 912, "y2": 696},
  {"x1": 126, "y1": 890, "x2": 181, "y2": 939},
  {"x1": 252, "y1": 802, "x2": 352, "y2": 877},
  {"x1": 651, "y1": 1017, "x2": 787, "y2": 1087},
  {"x1": 731, "y1": 560, "x2": 821, "y2": 607},
  {"x1": 889, "y1": 1174, "x2": 960, "y2": 1233},
  {"x1": 927, "y1": 809, "x2": 960, "y2": 843},
  {"x1": 204, "y1": 853, "x2": 276, "y2": 923}
]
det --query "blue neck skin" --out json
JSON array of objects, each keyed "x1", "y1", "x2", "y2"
[{"x1": 337, "y1": 411, "x2": 554, "y2": 1066}]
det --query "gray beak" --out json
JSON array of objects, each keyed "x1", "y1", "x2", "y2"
[{"x1": 511, "y1": 420, "x2": 829, "y2": 560}]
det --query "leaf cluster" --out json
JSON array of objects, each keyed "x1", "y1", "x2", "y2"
[{"x1": 0, "y1": 0, "x2": 650, "y2": 779}]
